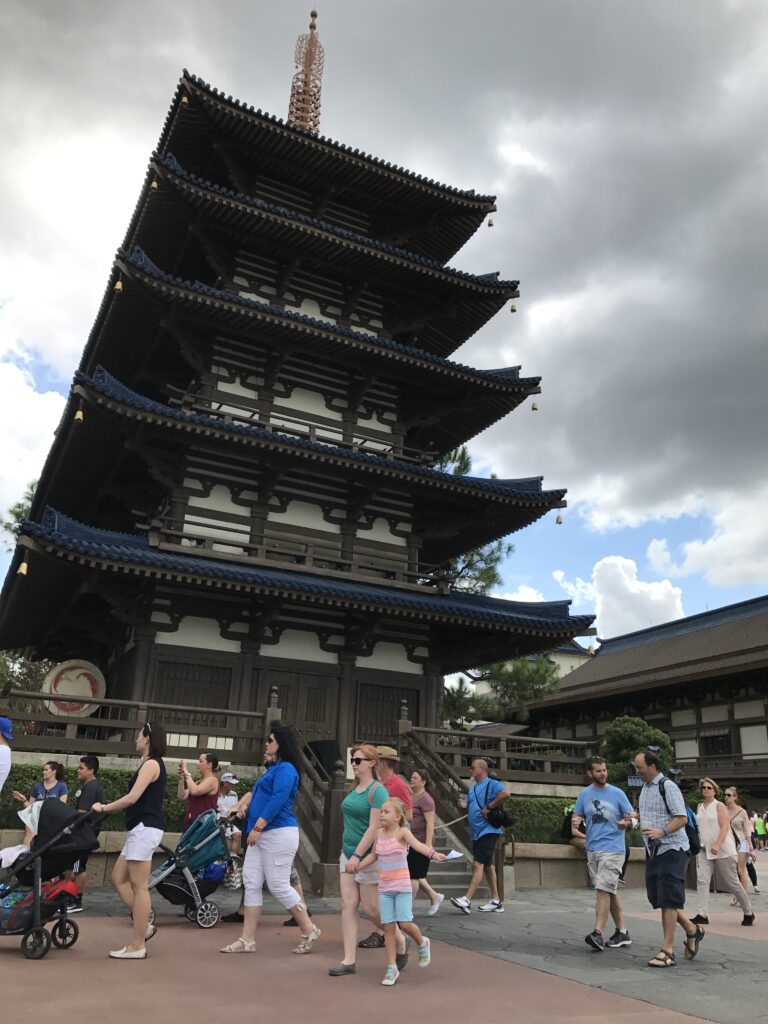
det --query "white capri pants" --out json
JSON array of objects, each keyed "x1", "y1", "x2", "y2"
[{"x1": 242, "y1": 826, "x2": 301, "y2": 910}]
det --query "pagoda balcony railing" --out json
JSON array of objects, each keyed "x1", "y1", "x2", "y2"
[
  {"x1": 401, "y1": 725, "x2": 592, "y2": 784},
  {"x1": 146, "y1": 515, "x2": 455, "y2": 591},
  {"x1": 674, "y1": 753, "x2": 768, "y2": 781},
  {"x1": 3, "y1": 690, "x2": 266, "y2": 763},
  {"x1": 165, "y1": 385, "x2": 436, "y2": 466}
]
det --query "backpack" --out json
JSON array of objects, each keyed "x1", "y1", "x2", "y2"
[
  {"x1": 561, "y1": 808, "x2": 585, "y2": 843},
  {"x1": 658, "y1": 779, "x2": 701, "y2": 854}
]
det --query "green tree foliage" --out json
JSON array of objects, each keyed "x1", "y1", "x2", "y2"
[
  {"x1": 1, "y1": 479, "x2": 36, "y2": 551},
  {"x1": 433, "y1": 446, "x2": 512, "y2": 595},
  {"x1": 0, "y1": 651, "x2": 54, "y2": 704},
  {"x1": 600, "y1": 715, "x2": 675, "y2": 796},
  {"x1": 464, "y1": 656, "x2": 561, "y2": 722}
]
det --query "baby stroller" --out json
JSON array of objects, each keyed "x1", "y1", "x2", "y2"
[
  {"x1": 148, "y1": 809, "x2": 229, "y2": 927},
  {"x1": 0, "y1": 801, "x2": 100, "y2": 959}
]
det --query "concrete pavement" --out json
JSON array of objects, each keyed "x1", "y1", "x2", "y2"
[{"x1": 2, "y1": 884, "x2": 764, "y2": 1024}]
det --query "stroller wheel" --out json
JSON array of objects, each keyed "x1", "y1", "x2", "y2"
[
  {"x1": 184, "y1": 903, "x2": 198, "y2": 922},
  {"x1": 21, "y1": 927, "x2": 52, "y2": 960},
  {"x1": 196, "y1": 901, "x2": 221, "y2": 929},
  {"x1": 51, "y1": 918, "x2": 79, "y2": 949}
]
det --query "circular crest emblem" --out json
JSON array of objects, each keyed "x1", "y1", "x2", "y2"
[{"x1": 41, "y1": 660, "x2": 106, "y2": 717}]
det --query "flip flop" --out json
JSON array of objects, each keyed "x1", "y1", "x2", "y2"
[
  {"x1": 648, "y1": 950, "x2": 676, "y2": 968},
  {"x1": 683, "y1": 925, "x2": 705, "y2": 960}
]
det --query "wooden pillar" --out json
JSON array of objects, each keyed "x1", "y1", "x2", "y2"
[
  {"x1": 337, "y1": 652, "x2": 357, "y2": 753},
  {"x1": 130, "y1": 627, "x2": 157, "y2": 703}
]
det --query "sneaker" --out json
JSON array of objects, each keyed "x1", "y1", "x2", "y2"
[
  {"x1": 585, "y1": 929, "x2": 604, "y2": 951},
  {"x1": 328, "y1": 962, "x2": 356, "y2": 976},
  {"x1": 690, "y1": 914, "x2": 709, "y2": 925},
  {"x1": 605, "y1": 929, "x2": 632, "y2": 948},
  {"x1": 381, "y1": 965, "x2": 400, "y2": 986},
  {"x1": 428, "y1": 893, "x2": 445, "y2": 916},
  {"x1": 66, "y1": 896, "x2": 84, "y2": 914},
  {"x1": 395, "y1": 936, "x2": 411, "y2": 971},
  {"x1": 450, "y1": 895, "x2": 471, "y2": 915},
  {"x1": 222, "y1": 910, "x2": 245, "y2": 924},
  {"x1": 292, "y1": 926, "x2": 322, "y2": 954},
  {"x1": 418, "y1": 937, "x2": 431, "y2": 967},
  {"x1": 478, "y1": 899, "x2": 504, "y2": 913}
]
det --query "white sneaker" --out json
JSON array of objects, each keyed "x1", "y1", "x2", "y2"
[
  {"x1": 450, "y1": 895, "x2": 471, "y2": 914},
  {"x1": 381, "y1": 965, "x2": 400, "y2": 986},
  {"x1": 428, "y1": 893, "x2": 445, "y2": 916},
  {"x1": 478, "y1": 900, "x2": 504, "y2": 913}
]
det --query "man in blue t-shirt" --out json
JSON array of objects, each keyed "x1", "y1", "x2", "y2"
[
  {"x1": 573, "y1": 756, "x2": 634, "y2": 952},
  {"x1": 450, "y1": 758, "x2": 510, "y2": 915}
]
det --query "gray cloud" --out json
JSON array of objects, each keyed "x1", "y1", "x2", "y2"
[{"x1": 1, "y1": 0, "x2": 767, "y2": 582}]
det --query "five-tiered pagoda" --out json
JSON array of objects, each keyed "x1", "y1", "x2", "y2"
[{"x1": 0, "y1": 22, "x2": 593, "y2": 748}]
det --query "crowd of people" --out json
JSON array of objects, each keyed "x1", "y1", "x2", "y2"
[{"x1": 1, "y1": 713, "x2": 767, "y2": 980}]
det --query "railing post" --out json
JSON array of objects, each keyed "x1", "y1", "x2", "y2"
[
  {"x1": 498, "y1": 738, "x2": 507, "y2": 773},
  {"x1": 321, "y1": 760, "x2": 346, "y2": 863}
]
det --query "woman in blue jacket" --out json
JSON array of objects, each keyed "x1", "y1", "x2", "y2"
[{"x1": 221, "y1": 723, "x2": 320, "y2": 955}]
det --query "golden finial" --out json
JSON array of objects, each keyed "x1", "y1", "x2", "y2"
[{"x1": 287, "y1": 9, "x2": 325, "y2": 134}]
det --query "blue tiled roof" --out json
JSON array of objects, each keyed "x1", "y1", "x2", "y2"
[
  {"x1": 23, "y1": 508, "x2": 593, "y2": 634},
  {"x1": 120, "y1": 247, "x2": 535, "y2": 389},
  {"x1": 595, "y1": 595, "x2": 768, "y2": 655},
  {"x1": 179, "y1": 72, "x2": 496, "y2": 206},
  {"x1": 77, "y1": 367, "x2": 564, "y2": 505},
  {"x1": 154, "y1": 153, "x2": 516, "y2": 289}
]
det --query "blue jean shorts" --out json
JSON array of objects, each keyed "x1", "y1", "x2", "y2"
[{"x1": 379, "y1": 890, "x2": 413, "y2": 924}]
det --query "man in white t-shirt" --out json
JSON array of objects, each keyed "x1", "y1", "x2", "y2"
[{"x1": 0, "y1": 717, "x2": 13, "y2": 796}]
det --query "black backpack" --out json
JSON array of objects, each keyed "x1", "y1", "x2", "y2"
[{"x1": 658, "y1": 778, "x2": 701, "y2": 855}]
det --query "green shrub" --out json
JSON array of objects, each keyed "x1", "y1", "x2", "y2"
[
  {"x1": 0, "y1": 763, "x2": 255, "y2": 832},
  {"x1": 501, "y1": 794, "x2": 644, "y2": 847}
]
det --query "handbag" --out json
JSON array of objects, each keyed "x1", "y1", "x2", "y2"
[{"x1": 473, "y1": 782, "x2": 514, "y2": 829}]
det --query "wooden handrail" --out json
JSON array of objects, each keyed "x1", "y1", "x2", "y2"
[{"x1": 6, "y1": 689, "x2": 265, "y2": 720}]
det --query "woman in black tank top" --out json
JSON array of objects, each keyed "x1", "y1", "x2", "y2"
[{"x1": 92, "y1": 721, "x2": 168, "y2": 959}]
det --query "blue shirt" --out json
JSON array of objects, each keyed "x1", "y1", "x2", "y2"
[
  {"x1": 245, "y1": 761, "x2": 299, "y2": 833},
  {"x1": 574, "y1": 783, "x2": 633, "y2": 854},
  {"x1": 30, "y1": 781, "x2": 68, "y2": 802},
  {"x1": 467, "y1": 777, "x2": 506, "y2": 840}
]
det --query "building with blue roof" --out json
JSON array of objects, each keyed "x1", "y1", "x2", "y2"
[{"x1": 0, "y1": 67, "x2": 593, "y2": 751}]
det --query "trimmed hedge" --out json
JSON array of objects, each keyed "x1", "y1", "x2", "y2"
[
  {"x1": 503, "y1": 795, "x2": 645, "y2": 847},
  {"x1": 0, "y1": 764, "x2": 255, "y2": 832}
]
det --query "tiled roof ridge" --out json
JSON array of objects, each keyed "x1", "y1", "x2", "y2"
[
  {"x1": 77, "y1": 367, "x2": 564, "y2": 503},
  {"x1": 154, "y1": 153, "x2": 516, "y2": 289},
  {"x1": 178, "y1": 71, "x2": 497, "y2": 206},
  {"x1": 596, "y1": 594, "x2": 768, "y2": 656},
  {"x1": 120, "y1": 247, "x2": 536, "y2": 388},
  {"x1": 23, "y1": 508, "x2": 593, "y2": 633}
]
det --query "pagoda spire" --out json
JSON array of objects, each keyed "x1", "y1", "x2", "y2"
[{"x1": 287, "y1": 9, "x2": 325, "y2": 134}]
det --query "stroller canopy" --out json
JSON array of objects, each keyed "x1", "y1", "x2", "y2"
[{"x1": 32, "y1": 800, "x2": 100, "y2": 856}]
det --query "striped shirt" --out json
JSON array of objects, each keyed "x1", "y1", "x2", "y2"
[
  {"x1": 376, "y1": 833, "x2": 413, "y2": 893},
  {"x1": 638, "y1": 773, "x2": 689, "y2": 854}
]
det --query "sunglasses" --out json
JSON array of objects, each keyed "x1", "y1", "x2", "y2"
[
  {"x1": 350, "y1": 757, "x2": 371, "y2": 766},
  {"x1": 701, "y1": 785, "x2": 714, "y2": 790}
]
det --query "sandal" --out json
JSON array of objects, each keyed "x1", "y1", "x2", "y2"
[
  {"x1": 220, "y1": 936, "x2": 255, "y2": 953},
  {"x1": 648, "y1": 950, "x2": 676, "y2": 968},
  {"x1": 683, "y1": 925, "x2": 704, "y2": 960},
  {"x1": 358, "y1": 931, "x2": 385, "y2": 949}
]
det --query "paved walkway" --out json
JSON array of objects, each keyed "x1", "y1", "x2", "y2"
[{"x1": 2, "y1": 886, "x2": 764, "y2": 1023}]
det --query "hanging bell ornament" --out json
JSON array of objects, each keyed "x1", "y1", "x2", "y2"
[
  {"x1": 17, "y1": 557, "x2": 28, "y2": 576},
  {"x1": 531, "y1": 402, "x2": 538, "y2": 411},
  {"x1": 114, "y1": 280, "x2": 123, "y2": 293},
  {"x1": 74, "y1": 409, "x2": 84, "y2": 424},
  {"x1": 555, "y1": 514, "x2": 563, "y2": 525},
  {"x1": 488, "y1": 217, "x2": 494, "y2": 228}
]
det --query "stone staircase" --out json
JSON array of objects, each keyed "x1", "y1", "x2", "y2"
[{"x1": 422, "y1": 817, "x2": 475, "y2": 899}]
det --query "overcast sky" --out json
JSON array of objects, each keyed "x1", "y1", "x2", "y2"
[{"x1": 1, "y1": 0, "x2": 766, "y2": 640}]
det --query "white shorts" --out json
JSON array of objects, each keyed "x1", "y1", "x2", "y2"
[
  {"x1": 121, "y1": 822, "x2": 164, "y2": 862},
  {"x1": 739, "y1": 840, "x2": 749, "y2": 854},
  {"x1": 339, "y1": 852, "x2": 379, "y2": 885}
]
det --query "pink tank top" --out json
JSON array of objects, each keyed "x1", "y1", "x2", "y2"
[{"x1": 376, "y1": 833, "x2": 412, "y2": 893}]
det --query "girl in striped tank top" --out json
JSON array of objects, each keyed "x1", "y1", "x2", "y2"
[{"x1": 357, "y1": 798, "x2": 446, "y2": 986}]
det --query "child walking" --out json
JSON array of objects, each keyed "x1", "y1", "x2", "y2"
[{"x1": 356, "y1": 798, "x2": 446, "y2": 986}]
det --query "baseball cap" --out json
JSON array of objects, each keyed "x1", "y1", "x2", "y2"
[
  {"x1": 220, "y1": 772, "x2": 239, "y2": 784},
  {"x1": 376, "y1": 745, "x2": 400, "y2": 761},
  {"x1": 0, "y1": 717, "x2": 13, "y2": 741}
]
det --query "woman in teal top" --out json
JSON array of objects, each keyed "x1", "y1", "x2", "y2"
[{"x1": 329, "y1": 744, "x2": 407, "y2": 977}]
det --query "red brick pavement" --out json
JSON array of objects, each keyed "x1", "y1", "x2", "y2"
[{"x1": 2, "y1": 913, "x2": 711, "y2": 1024}]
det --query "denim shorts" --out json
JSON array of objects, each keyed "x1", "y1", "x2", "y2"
[{"x1": 379, "y1": 890, "x2": 413, "y2": 924}]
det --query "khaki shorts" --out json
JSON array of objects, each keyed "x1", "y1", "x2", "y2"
[
  {"x1": 339, "y1": 852, "x2": 379, "y2": 885},
  {"x1": 587, "y1": 850, "x2": 625, "y2": 894}
]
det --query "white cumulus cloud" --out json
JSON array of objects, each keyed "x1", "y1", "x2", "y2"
[{"x1": 553, "y1": 556, "x2": 684, "y2": 639}]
